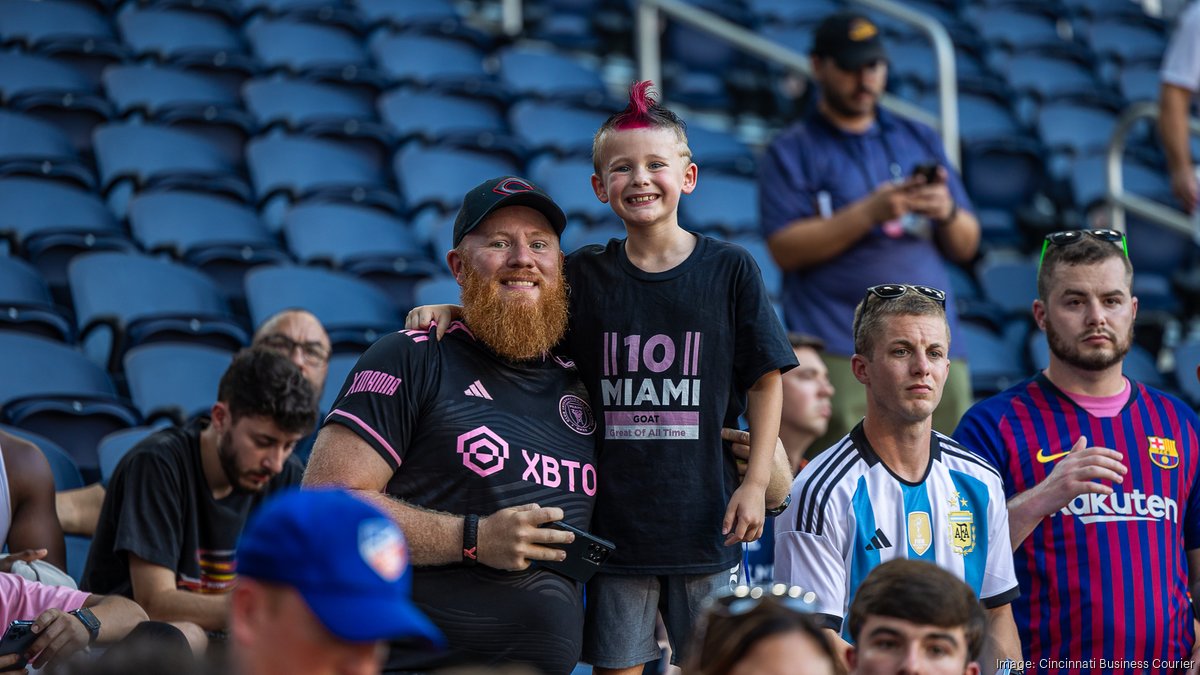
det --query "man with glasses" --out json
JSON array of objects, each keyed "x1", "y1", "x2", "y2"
[
  {"x1": 775, "y1": 283, "x2": 1021, "y2": 671},
  {"x1": 758, "y1": 10, "x2": 981, "y2": 452},
  {"x1": 954, "y1": 230, "x2": 1200, "y2": 673}
]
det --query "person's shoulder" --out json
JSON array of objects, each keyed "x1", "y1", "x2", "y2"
[
  {"x1": 1135, "y1": 381, "x2": 1200, "y2": 428},
  {"x1": 788, "y1": 435, "x2": 867, "y2": 531},
  {"x1": 0, "y1": 430, "x2": 53, "y2": 485},
  {"x1": 117, "y1": 426, "x2": 193, "y2": 477},
  {"x1": 935, "y1": 431, "x2": 1004, "y2": 484},
  {"x1": 879, "y1": 107, "x2": 938, "y2": 139}
]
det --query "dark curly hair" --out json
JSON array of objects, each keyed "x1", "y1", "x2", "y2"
[{"x1": 218, "y1": 348, "x2": 318, "y2": 436}]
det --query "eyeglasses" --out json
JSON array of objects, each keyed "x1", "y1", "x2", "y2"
[
  {"x1": 1038, "y1": 229, "x2": 1129, "y2": 267},
  {"x1": 864, "y1": 284, "x2": 946, "y2": 307},
  {"x1": 706, "y1": 584, "x2": 819, "y2": 617},
  {"x1": 256, "y1": 334, "x2": 330, "y2": 366}
]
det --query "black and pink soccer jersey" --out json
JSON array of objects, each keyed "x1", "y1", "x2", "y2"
[
  {"x1": 565, "y1": 235, "x2": 796, "y2": 574},
  {"x1": 955, "y1": 374, "x2": 1200, "y2": 673},
  {"x1": 324, "y1": 321, "x2": 597, "y2": 673}
]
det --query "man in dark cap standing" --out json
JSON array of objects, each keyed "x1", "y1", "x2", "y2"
[{"x1": 758, "y1": 11, "x2": 981, "y2": 454}]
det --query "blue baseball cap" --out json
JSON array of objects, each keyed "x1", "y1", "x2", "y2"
[{"x1": 238, "y1": 488, "x2": 445, "y2": 646}]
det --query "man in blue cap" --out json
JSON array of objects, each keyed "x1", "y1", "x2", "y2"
[{"x1": 229, "y1": 488, "x2": 443, "y2": 675}]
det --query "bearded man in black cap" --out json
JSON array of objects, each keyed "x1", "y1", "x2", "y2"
[
  {"x1": 304, "y1": 176, "x2": 597, "y2": 674},
  {"x1": 758, "y1": 11, "x2": 981, "y2": 452}
]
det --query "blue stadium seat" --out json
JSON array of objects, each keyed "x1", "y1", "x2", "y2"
[
  {"x1": 0, "y1": 0, "x2": 128, "y2": 85},
  {"x1": 961, "y1": 320, "x2": 1027, "y2": 395},
  {"x1": 0, "y1": 52, "x2": 111, "y2": 153},
  {"x1": 1173, "y1": 340, "x2": 1200, "y2": 407},
  {"x1": 1069, "y1": 153, "x2": 1172, "y2": 212},
  {"x1": 509, "y1": 100, "x2": 607, "y2": 158},
  {"x1": 1000, "y1": 52, "x2": 1103, "y2": 103},
  {"x1": 377, "y1": 89, "x2": 512, "y2": 153},
  {"x1": 0, "y1": 109, "x2": 94, "y2": 189},
  {"x1": 320, "y1": 351, "x2": 360, "y2": 414},
  {"x1": 411, "y1": 208, "x2": 455, "y2": 259},
  {"x1": 123, "y1": 343, "x2": 232, "y2": 424},
  {"x1": 394, "y1": 144, "x2": 517, "y2": 214},
  {"x1": 1086, "y1": 18, "x2": 1166, "y2": 67},
  {"x1": 746, "y1": 0, "x2": 840, "y2": 25},
  {"x1": 1118, "y1": 61, "x2": 1160, "y2": 103},
  {"x1": 687, "y1": 125, "x2": 756, "y2": 175},
  {"x1": 97, "y1": 425, "x2": 157, "y2": 487},
  {"x1": 0, "y1": 256, "x2": 73, "y2": 342},
  {"x1": 0, "y1": 177, "x2": 132, "y2": 290},
  {"x1": 115, "y1": 8, "x2": 258, "y2": 95},
  {"x1": 1037, "y1": 102, "x2": 1117, "y2": 158},
  {"x1": 102, "y1": 64, "x2": 254, "y2": 164},
  {"x1": 126, "y1": 191, "x2": 289, "y2": 300},
  {"x1": 1125, "y1": 344, "x2": 1165, "y2": 389},
  {"x1": 68, "y1": 252, "x2": 249, "y2": 371},
  {"x1": 977, "y1": 255, "x2": 1039, "y2": 318},
  {"x1": 92, "y1": 122, "x2": 252, "y2": 217},
  {"x1": 0, "y1": 334, "x2": 140, "y2": 478},
  {"x1": 962, "y1": 137, "x2": 1044, "y2": 211},
  {"x1": 242, "y1": 78, "x2": 391, "y2": 166},
  {"x1": 355, "y1": 0, "x2": 460, "y2": 31},
  {"x1": 683, "y1": 172, "x2": 758, "y2": 237},
  {"x1": 412, "y1": 275, "x2": 461, "y2": 309},
  {"x1": 561, "y1": 221, "x2": 626, "y2": 254},
  {"x1": 917, "y1": 89, "x2": 1023, "y2": 146},
  {"x1": 244, "y1": 18, "x2": 385, "y2": 100},
  {"x1": 0, "y1": 424, "x2": 84, "y2": 491},
  {"x1": 282, "y1": 202, "x2": 439, "y2": 311},
  {"x1": 496, "y1": 46, "x2": 608, "y2": 107},
  {"x1": 244, "y1": 265, "x2": 402, "y2": 350},
  {"x1": 368, "y1": 33, "x2": 493, "y2": 94},
  {"x1": 528, "y1": 156, "x2": 612, "y2": 225},
  {"x1": 246, "y1": 134, "x2": 401, "y2": 229},
  {"x1": 966, "y1": 6, "x2": 1067, "y2": 53}
]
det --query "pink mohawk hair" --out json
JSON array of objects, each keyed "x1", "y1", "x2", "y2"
[{"x1": 613, "y1": 80, "x2": 657, "y2": 130}]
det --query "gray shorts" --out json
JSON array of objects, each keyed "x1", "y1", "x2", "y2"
[{"x1": 582, "y1": 568, "x2": 737, "y2": 669}]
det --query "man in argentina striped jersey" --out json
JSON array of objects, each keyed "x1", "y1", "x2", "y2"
[
  {"x1": 775, "y1": 283, "x2": 1022, "y2": 670},
  {"x1": 955, "y1": 230, "x2": 1200, "y2": 673}
]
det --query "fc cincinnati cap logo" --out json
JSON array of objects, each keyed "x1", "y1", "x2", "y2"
[
  {"x1": 358, "y1": 518, "x2": 405, "y2": 581},
  {"x1": 559, "y1": 395, "x2": 596, "y2": 435},
  {"x1": 492, "y1": 177, "x2": 535, "y2": 196}
]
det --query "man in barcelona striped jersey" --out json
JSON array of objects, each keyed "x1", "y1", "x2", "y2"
[
  {"x1": 954, "y1": 230, "x2": 1200, "y2": 674},
  {"x1": 775, "y1": 283, "x2": 1022, "y2": 671}
]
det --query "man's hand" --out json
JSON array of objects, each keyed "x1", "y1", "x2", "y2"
[
  {"x1": 0, "y1": 548, "x2": 47, "y2": 573},
  {"x1": 477, "y1": 504, "x2": 575, "y2": 571},
  {"x1": 403, "y1": 304, "x2": 461, "y2": 340},
  {"x1": 25, "y1": 608, "x2": 89, "y2": 670},
  {"x1": 1027, "y1": 436, "x2": 1127, "y2": 517},
  {"x1": 907, "y1": 167, "x2": 956, "y2": 221},
  {"x1": 0, "y1": 653, "x2": 24, "y2": 673},
  {"x1": 862, "y1": 180, "x2": 916, "y2": 224},
  {"x1": 1170, "y1": 166, "x2": 1199, "y2": 214},
  {"x1": 724, "y1": 484, "x2": 766, "y2": 545},
  {"x1": 1188, "y1": 619, "x2": 1200, "y2": 675}
]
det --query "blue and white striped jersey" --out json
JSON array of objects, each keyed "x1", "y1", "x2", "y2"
[{"x1": 774, "y1": 422, "x2": 1019, "y2": 637}]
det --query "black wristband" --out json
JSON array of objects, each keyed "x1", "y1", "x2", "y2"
[
  {"x1": 936, "y1": 200, "x2": 958, "y2": 227},
  {"x1": 765, "y1": 493, "x2": 791, "y2": 518},
  {"x1": 462, "y1": 514, "x2": 479, "y2": 566}
]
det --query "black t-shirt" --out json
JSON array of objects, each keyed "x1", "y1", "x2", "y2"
[
  {"x1": 564, "y1": 235, "x2": 797, "y2": 574},
  {"x1": 82, "y1": 418, "x2": 303, "y2": 596},
  {"x1": 324, "y1": 323, "x2": 597, "y2": 674}
]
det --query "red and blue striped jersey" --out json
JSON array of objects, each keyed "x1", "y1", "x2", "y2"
[{"x1": 955, "y1": 374, "x2": 1200, "y2": 673}]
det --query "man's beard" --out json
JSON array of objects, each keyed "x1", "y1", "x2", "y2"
[
  {"x1": 1045, "y1": 318, "x2": 1133, "y2": 372},
  {"x1": 458, "y1": 259, "x2": 569, "y2": 361},
  {"x1": 822, "y1": 85, "x2": 876, "y2": 119},
  {"x1": 218, "y1": 429, "x2": 269, "y2": 494}
]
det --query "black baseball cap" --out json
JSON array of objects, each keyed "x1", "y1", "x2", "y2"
[
  {"x1": 452, "y1": 176, "x2": 568, "y2": 247},
  {"x1": 811, "y1": 11, "x2": 888, "y2": 71}
]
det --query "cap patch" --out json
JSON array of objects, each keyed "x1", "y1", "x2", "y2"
[
  {"x1": 492, "y1": 178, "x2": 535, "y2": 196},
  {"x1": 358, "y1": 518, "x2": 405, "y2": 582},
  {"x1": 849, "y1": 18, "x2": 878, "y2": 42}
]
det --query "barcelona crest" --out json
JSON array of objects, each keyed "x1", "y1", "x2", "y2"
[{"x1": 1148, "y1": 436, "x2": 1179, "y2": 470}]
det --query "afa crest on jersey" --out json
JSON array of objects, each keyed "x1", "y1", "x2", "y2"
[{"x1": 1148, "y1": 436, "x2": 1180, "y2": 470}]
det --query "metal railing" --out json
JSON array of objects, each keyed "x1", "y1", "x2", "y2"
[
  {"x1": 1106, "y1": 101, "x2": 1200, "y2": 236},
  {"x1": 634, "y1": 0, "x2": 960, "y2": 167}
]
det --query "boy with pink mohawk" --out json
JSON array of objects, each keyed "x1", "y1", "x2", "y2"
[{"x1": 408, "y1": 82, "x2": 796, "y2": 672}]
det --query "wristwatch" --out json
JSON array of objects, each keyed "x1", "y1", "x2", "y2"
[
  {"x1": 765, "y1": 493, "x2": 792, "y2": 517},
  {"x1": 69, "y1": 607, "x2": 100, "y2": 644}
]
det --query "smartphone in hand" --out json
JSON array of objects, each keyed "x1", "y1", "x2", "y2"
[
  {"x1": 910, "y1": 162, "x2": 940, "y2": 183},
  {"x1": 534, "y1": 521, "x2": 616, "y2": 583},
  {"x1": 0, "y1": 620, "x2": 37, "y2": 668}
]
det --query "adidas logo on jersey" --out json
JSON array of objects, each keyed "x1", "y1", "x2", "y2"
[
  {"x1": 464, "y1": 380, "x2": 493, "y2": 400},
  {"x1": 863, "y1": 528, "x2": 892, "y2": 551}
]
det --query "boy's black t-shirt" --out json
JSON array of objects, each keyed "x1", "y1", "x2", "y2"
[
  {"x1": 564, "y1": 234, "x2": 797, "y2": 574},
  {"x1": 82, "y1": 418, "x2": 303, "y2": 596}
]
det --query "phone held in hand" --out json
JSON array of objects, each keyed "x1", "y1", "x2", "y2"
[
  {"x1": 910, "y1": 162, "x2": 940, "y2": 183},
  {"x1": 535, "y1": 521, "x2": 616, "y2": 583},
  {"x1": 0, "y1": 620, "x2": 37, "y2": 667}
]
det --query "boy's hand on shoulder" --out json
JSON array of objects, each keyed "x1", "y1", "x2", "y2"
[
  {"x1": 404, "y1": 304, "x2": 462, "y2": 340},
  {"x1": 723, "y1": 484, "x2": 766, "y2": 545}
]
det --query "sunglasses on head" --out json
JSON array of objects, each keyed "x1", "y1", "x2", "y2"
[
  {"x1": 1038, "y1": 229, "x2": 1129, "y2": 267},
  {"x1": 706, "y1": 584, "x2": 819, "y2": 618},
  {"x1": 864, "y1": 284, "x2": 946, "y2": 306}
]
